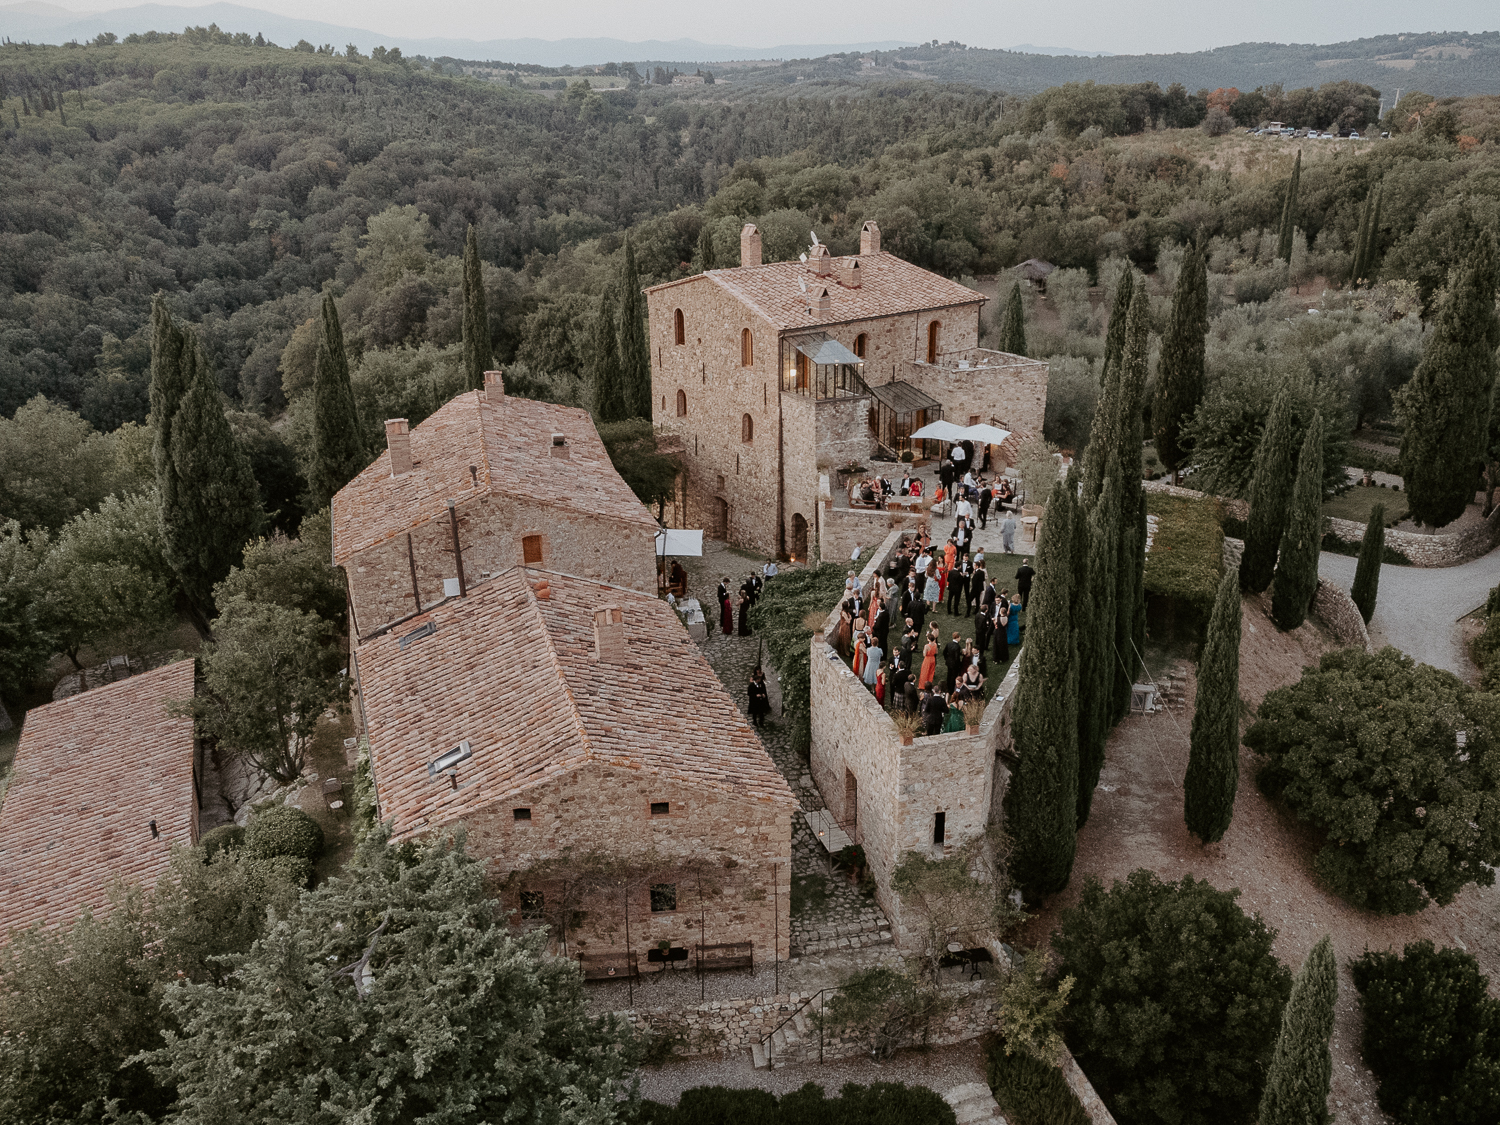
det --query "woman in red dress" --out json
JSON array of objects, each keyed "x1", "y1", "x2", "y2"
[{"x1": 919, "y1": 637, "x2": 938, "y2": 690}]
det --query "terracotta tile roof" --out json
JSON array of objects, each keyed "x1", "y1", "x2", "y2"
[
  {"x1": 332, "y1": 390, "x2": 658, "y2": 564},
  {"x1": 358, "y1": 568, "x2": 797, "y2": 840},
  {"x1": 646, "y1": 251, "x2": 986, "y2": 330},
  {"x1": 0, "y1": 660, "x2": 197, "y2": 940}
]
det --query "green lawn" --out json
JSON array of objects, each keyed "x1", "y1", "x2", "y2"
[{"x1": 1323, "y1": 484, "x2": 1408, "y2": 527}]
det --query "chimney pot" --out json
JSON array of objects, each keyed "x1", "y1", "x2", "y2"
[
  {"x1": 385, "y1": 418, "x2": 412, "y2": 476},
  {"x1": 841, "y1": 258, "x2": 862, "y2": 288},
  {"x1": 484, "y1": 369, "x2": 505, "y2": 400},
  {"x1": 550, "y1": 433, "x2": 570, "y2": 459},
  {"x1": 860, "y1": 220, "x2": 881, "y2": 255},
  {"x1": 815, "y1": 287, "x2": 832, "y2": 317},
  {"x1": 811, "y1": 244, "x2": 832, "y2": 276},
  {"x1": 593, "y1": 605, "x2": 626, "y2": 664},
  {"x1": 740, "y1": 223, "x2": 762, "y2": 268}
]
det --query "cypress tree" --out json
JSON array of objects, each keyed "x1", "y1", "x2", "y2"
[
  {"x1": 1076, "y1": 452, "x2": 1121, "y2": 828},
  {"x1": 1112, "y1": 288, "x2": 1151, "y2": 717},
  {"x1": 150, "y1": 301, "x2": 263, "y2": 622},
  {"x1": 1364, "y1": 183, "x2": 1384, "y2": 282},
  {"x1": 698, "y1": 225, "x2": 716, "y2": 272},
  {"x1": 589, "y1": 285, "x2": 627, "y2": 423},
  {"x1": 998, "y1": 281, "x2": 1028, "y2": 357},
  {"x1": 1081, "y1": 276, "x2": 1148, "y2": 510},
  {"x1": 1258, "y1": 935, "x2": 1337, "y2": 1125},
  {"x1": 1240, "y1": 387, "x2": 1300, "y2": 594},
  {"x1": 1153, "y1": 243, "x2": 1209, "y2": 481},
  {"x1": 1277, "y1": 150, "x2": 1301, "y2": 263},
  {"x1": 460, "y1": 224, "x2": 493, "y2": 391},
  {"x1": 1350, "y1": 502, "x2": 1385, "y2": 624},
  {"x1": 1184, "y1": 568, "x2": 1243, "y2": 843},
  {"x1": 1272, "y1": 412, "x2": 1324, "y2": 631},
  {"x1": 1396, "y1": 231, "x2": 1500, "y2": 529},
  {"x1": 1002, "y1": 477, "x2": 1080, "y2": 899},
  {"x1": 1099, "y1": 268, "x2": 1134, "y2": 387},
  {"x1": 310, "y1": 293, "x2": 367, "y2": 509},
  {"x1": 1116, "y1": 492, "x2": 1148, "y2": 721},
  {"x1": 617, "y1": 239, "x2": 652, "y2": 419}
]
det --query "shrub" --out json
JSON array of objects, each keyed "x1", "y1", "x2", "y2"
[
  {"x1": 245, "y1": 804, "x2": 325, "y2": 864},
  {"x1": 1350, "y1": 941, "x2": 1500, "y2": 1125},
  {"x1": 350, "y1": 739, "x2": 379, "y2": 842},
  {"x1": 1246, "y1": 647, "x2": 1500, "y2": 913},
  {"x1": 748, "y1": 562, "x2": 850, "y2": 756},
  {"x1": 635, "y1": 1081, "x2": 957, "y2": 1125},
  {"x1": 1054, "y1": 870, "x2": 1293, "y2": 1125},
  {"x1": 1142, "y1": 493, "x2": 1224, "y2": 613},
  {"x1": 198, "y1": 823, "x2": 245, "y2": 860},
  {"x1": 986, "y1": 1043, "x2": 1091, "y2": 1125},
  {"x1": 819, "y1": 967, "x2": 953, "y2": 1059}
]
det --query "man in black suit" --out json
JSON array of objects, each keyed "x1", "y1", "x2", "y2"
[
  {"x1": 967, "y1": 563, "x2": 987, "y2": 617},
  {"x1": 977, "y1": 483, "x2": 993, "y2": 529},
  {"x1": 871, "y1": 603, "x2": 891, "y2": 653},
  {"x1": 942, "y1": 631, "x2": 963, "y2": 693},
  {"x1": 946, "y1": 559, "x2": 968, "y2": 615},
  {"x1": 1015, "y1": 559, "x2": 1036, "y2": 610}
]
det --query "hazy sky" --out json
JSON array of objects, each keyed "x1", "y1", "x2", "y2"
[{"x1": 32, "y1": 0, "x2": 1500, "y2": 54}]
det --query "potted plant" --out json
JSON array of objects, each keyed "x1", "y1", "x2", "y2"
[
  {"x1": 834, "y1": 843, "x2": 867, "y2": 883},
  {"x1": 962, "y1": 699, "x2": 986, "y2": 734},
  {"x1": 893, "y1": 710, "x2": 922, "y2": 746}
]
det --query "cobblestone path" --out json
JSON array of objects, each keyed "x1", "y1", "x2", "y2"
[{"x1": 680, "y1": 541, "x2": 893, "y2": 957}]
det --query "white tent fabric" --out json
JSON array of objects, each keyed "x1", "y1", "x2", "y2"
[
  {"x1": 908, "y1": 419, "x2": 970, "y2": 442},
  {"x1": 963, "y1": 424, "x2": 1012, "y2": 446},
  {"x1": 655, "y1": 529, "x2": 704, "y2": 557}
]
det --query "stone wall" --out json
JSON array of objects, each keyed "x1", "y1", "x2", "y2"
[
  {"x1": 901, "y1": 349, "x2": 1048, "y2": 440},
  {"x1": 817, "y1": 472, "x2": 933, "y2": 566},
  {"x1": 344, "y1": 493, "x2": 657, "y2": 639},
  {"x1": 1312, "y1": 578, "x2": 1372, "y2": 652},
  {"x1": 1324, "y1": 504, "x2": 1500, "y2": 568},
  {"x1": 816, "y1": 394, "x2": 877, "y2": 469},
  {"x1": 808, "y1": 528, "x2": 1017, "y2": 949},
  {"x1": 462, "y1": 760, "x2": 794, "y2": 962}
]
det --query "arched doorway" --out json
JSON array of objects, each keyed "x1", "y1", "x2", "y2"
[
  {"x1": 790, "y1": 513, "x2": 808, "y2": 562},
  {"x1": 715, "y1": 497, "x2": 730, "y2": 540}
]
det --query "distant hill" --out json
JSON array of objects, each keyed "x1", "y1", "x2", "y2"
[{"x1": 0, "y1": 2, "x2": 914, "y2": 65}]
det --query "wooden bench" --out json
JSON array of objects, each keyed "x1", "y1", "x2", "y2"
[
  {"x1": 697, "y1": 941, "x2": 754, "y2": 973},
  {"x1": 578, "y1": 951, "x2": 638, "y2": 980}
]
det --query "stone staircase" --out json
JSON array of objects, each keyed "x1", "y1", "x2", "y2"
[
  {"x1": 750, "y1": 1008, "x2": 817, "y2": 1069},
  {"x1": 944, "y1": 1081, "x2": 1008, "y2": 1124}
]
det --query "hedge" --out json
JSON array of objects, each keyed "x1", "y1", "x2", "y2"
[
  {"x1": 986, "y1": 1042, "x2": 1090, "y2": 1125},
  {"x1": 1143, "y1": 494, "x2": 1224, "y2": 611},
  {"x1": 748, "y1": 561, "x2": 852, "y2": 756},
  {"x1": 245, "y1": 804, "x2": 324, "y2": 863},
  {"x1": 634, "y1": 1081, "x2": 957, "y2": 1125},
  {"x1": 198, "y1": 823, "x2": 245, "y2": 859}
]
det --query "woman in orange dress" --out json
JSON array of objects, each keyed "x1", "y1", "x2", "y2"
[
  {"x1": 919, "y1": 637, "x2": 938, "y2": 689},
  {"x1": 852, "y1": 631, "x2": 867, "y2": 679}
]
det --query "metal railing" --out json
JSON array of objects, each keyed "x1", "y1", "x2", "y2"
[{"x1": 761, "y1": 986, "x2": 836, "y2": 1067}]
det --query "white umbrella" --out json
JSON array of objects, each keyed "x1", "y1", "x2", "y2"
[
  {"x1": 908, "y1": 419, "x2": 969, "y2": 442},
  {"x1": 960, "y1": 424, "x2": 1011, "y2": 446},
  {"x1": 654, "y1": 529, "x2": 704, "y2": 557}
]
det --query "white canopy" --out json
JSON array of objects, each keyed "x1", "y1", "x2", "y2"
[
  {"x1": 655, "y1": 529, "x2": 704, "y2": 557},
  {"x1": 908, "y1": 419, "x2": 970, "y2": 442},
  {"x1": 907, "y1": 421, "x2": 1012, "y2": 446}
]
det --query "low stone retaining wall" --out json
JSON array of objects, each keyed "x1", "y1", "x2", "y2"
[
  {"x1": 1313, "y1": 578, "x2": 1372, "y2": 652},
  {"x1": 1324, "y1": 505, "x2": 1500, "y2": 568}
]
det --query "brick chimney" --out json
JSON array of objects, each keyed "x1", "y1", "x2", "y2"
[
  {"x1": 484, "y1": 369, "x2": 504, "y2": 400},
  {"x1": 840, "y1": 258, "x2": 862, "y2": 288},
  {"x1": 740, "y1": 223, "x2": 762, "y2": 268},
  {"x1": 593, "y1": 605, "x2": 626, "y2": 663},
  {"x1": 385, "y1": 418, "x2": 412, "y2": 476},
  {"x1": 860, "y1": 220, "x2": 881, "y2": 255},
  {"x1": 550, "y1": 432, "x2": 570, "y2": 459},
  {"x1": 811, "y1": 243, "x2": 832, "y2": 276},
  {"x1": 815, "y1": 286, "x2": 831, "y2": 318}
]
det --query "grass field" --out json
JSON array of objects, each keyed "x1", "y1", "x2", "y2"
[{"x1": 1323, "y1": 484, "x2": 1408, "y2": 526}]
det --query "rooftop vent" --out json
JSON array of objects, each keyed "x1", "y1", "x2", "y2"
[
  {"x1": 484, "y1": 369, "x2": 505, "y2": 400},
  {"x1": 841, "y1": 258, "x2": 862, "y2": 289},
  {"x1": 815, "y1": 287, "x2": 831, "y2": 317},
  {"x1": 593, "y1": 605, "x2": 626, "y2": 664},
  {"x1": 398, "y1": 621, "x2": 437, "y2": 650},
  {"x1": 385, "y1": 418, "x2": 412, "y2": 476},
  {"x1": 741, "y1": 223, "x2": 762, "y2": 268},
  {"x1": 428, "y1": 739, "x2": 472, "y2": 777},
  {"x1": 550, "y1": 433, "x2": 570, "y2": 459},
  {"x1": 860, "y1": 220, "x2": 881, "y2": 255},
  {"x1": 810, "y1": 243, "x2": 832, "y2": 276}
]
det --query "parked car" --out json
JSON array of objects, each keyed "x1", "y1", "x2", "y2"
[{"x1": 1349, "y1": 131, "x2": 1361, "y2": 139}]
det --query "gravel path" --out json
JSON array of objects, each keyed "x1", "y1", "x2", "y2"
[
  {"x1": 632, "y1": 1039, "x2": 990, "y2": 1106},
  {"x1": 1318, "y1": 544, "x2": 1500, "y2": 677}
]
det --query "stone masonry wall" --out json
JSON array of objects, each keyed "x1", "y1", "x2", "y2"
[
  {"x1": 816, "y1": 394, "x2": 877, "y2": 469},
  {"x1": 464, "y1": 760, "x2": 794, "y2": 962},
  {"x1": 1312, "y1": 578, "x2": 1373, "y2": 652},
  {"x1": 901, "y1": 350, "x2": 1048, "y2": 440},
  {"x1": 1324, "y1": 504, "x2": 1500, "y2": 568},
  {"x1": 809, "y1": 529, "x2": 1018, "y2": 949},
  {"x1": 344, "y1": 492, "x2": 657, "y2": 638}
]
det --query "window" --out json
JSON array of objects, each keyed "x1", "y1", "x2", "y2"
[
  {"x1": 674, "y1": 308, "x2": 685, "y2": 345},
  {"x1": 522, "y1": 534, "x2": 543, "y2": 565},
  {"x1": 650, "y1": 883, "x2": 678, "y2": 912},
  {"x1": 796, "y1": 350, "x2": 811, "y2": 390},
  {"x1": 741, "y1": 327, "x2": 753, "y2": 366},
  {"x1": 513, "y1": 807, "x2": 532, "y2": 821},
  {"x1": 716, "y1": 474, "x2": 726, "y2": 492},
  {"x1": 933, "y1": 811, "x2": 946, "y2": 846},
  {"x1": 853, "y1": 333, "x2": 867, "y2": 359},
  {"x1": 927, "y1": 320, "x2": 941, "y2": 364},
  {"x1": 520, "y1": 890, "x2": 544, "y2": 919},
  {"x1": 676, "y1": 388, "x2": 687, "y2": 417},
  {"x1": 741, "y1": 413, "x2": 753, "y2": 443},
  {"x1": 650, "y1": 801, "x2": 670, "y2": 816}
]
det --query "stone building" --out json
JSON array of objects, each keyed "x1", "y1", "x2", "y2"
[
  {"x1": 646, "y1": 221, "x2": 1049, "y2": 559},
  {"x1": 354, "y1": 567, "x2": 798, "y2": 967},
  {"x1": 332, "y1": 371, "x2": 660, "y2": 641},
  {"x1": 0, "y1": 660, "x2": 199, "y2": 941}
]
